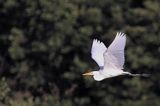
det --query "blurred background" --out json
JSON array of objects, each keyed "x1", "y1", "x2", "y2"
[{"x1": 0, "y1": 0, "x2": 160, "y2": 106}]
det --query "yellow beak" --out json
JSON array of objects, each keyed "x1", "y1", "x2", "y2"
[{"x1": 82, "y1": 71, "x2": 93, "y2": 76}]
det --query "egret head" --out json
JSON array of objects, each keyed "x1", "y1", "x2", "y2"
[{"x1": 83, "y1": 71, "x2": 105, "y2": 81}]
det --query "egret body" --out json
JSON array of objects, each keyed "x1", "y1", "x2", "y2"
[{"x1": 83, "y1": 32, "x2": 149, "y2": 81}]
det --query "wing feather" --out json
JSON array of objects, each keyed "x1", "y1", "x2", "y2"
[
  {"x1": 91, "y1": 39, "x2": 107, "y2": 67},
  {"x1": 104, "y1": 32, "x2": 126, "y2": 69}
]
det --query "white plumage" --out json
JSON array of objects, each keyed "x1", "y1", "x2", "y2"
[
  {"x1": 83, "y1": 32, "x2": 149, "y2": 81},
  {"x1": 91, "y1": 39, "x2": 106, "y2": 67}
]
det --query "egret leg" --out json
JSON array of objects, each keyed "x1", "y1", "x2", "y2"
[{"x1": 123, "y1": 72, "x2": 150, "y2": 77}]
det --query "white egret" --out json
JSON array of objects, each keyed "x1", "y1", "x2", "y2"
[{"x1": 83, "y1": 32, "x2": 149, "y2": 81}]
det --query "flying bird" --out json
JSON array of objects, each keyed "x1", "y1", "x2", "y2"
[{"x1": 83, "y1": 32, "x2": 149, "y2": 81}]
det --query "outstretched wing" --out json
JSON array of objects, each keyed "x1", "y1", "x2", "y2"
[
  {"x1": 91, "y1": 39, "x2": 107, "y2": 68},
  {"x1": 104, "y1": 32, "x2": 126, "y2": 69}
]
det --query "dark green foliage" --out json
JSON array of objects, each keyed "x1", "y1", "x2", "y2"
[{"x1": 0, "y1": 0, "x2": 160, "y2": 105}]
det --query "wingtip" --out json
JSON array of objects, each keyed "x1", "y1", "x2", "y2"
[
  {"x1": 93, "y1": 39, "x2": 97, "y2": 43},
  {"x1": 93, "y1": 38, "x2": 101, "y2": 43},
  {"x1": 92, "y1": 39, "x2": 98, "y2": 46},
  {"x1": 117, "y1": 32, "x2": 126, "y2": 37}
]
